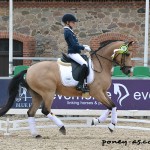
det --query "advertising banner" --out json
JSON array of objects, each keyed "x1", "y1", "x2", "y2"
[{"x1": 0, "y1": 79, "x2": 150, "y2": 110}]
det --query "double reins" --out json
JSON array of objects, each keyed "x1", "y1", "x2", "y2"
[
  {"x1": 89, "y1": 43, "x2": 131, "y2": 73},
  {"x1": 90, "y1": 48, "x2": 115, "y2": 73}
]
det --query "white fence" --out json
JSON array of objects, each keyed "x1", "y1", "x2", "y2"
[
  {"x1": 13, "y1": 56, "x2": 144, "y2": 61},
  {"x1": 6, "y1": 109, "x2": 150, "y2": 117},
  {"x1": 1, "y1": 117, "x2": 150, "y2": 136}
]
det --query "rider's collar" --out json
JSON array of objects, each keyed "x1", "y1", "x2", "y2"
[
  {"x1": 64, "y1": 26, "x2": 74, "y2": 33},
  {"x1": 111, "y1": 44, "x2": 128, "y2": 59}
]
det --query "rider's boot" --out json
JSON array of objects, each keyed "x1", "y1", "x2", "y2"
[{"x1": 76, "y1": 64, "x2": 89, "y2": 92}]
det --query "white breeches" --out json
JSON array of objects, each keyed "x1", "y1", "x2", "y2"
[{"x1": 68, "y1": 53, "x2": 87, "y2": 66}]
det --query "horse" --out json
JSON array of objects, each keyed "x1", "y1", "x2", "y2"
[{"x1": 0, "y1": 40, "x2": 134, "y2": 138}]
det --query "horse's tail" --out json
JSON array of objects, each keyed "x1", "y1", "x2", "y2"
[{"x1": 0, "y1": 70, "x2": 28, "y2": 116}]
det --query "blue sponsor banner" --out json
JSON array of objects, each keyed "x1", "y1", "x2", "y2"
[{"x1": 0, "y1": 79, "x2": 150, "y2": 110}]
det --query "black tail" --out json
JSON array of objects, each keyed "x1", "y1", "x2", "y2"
[{"x1": 0, "y1": 70, "x2": 28, "y2": 116}]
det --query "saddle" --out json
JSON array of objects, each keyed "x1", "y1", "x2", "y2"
[{"x1": 60, "y1": 53, "x2": 89, "y2": 81}]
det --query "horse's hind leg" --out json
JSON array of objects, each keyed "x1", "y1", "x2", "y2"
[
  {"x1": 41, "y1": 91, "x2": 66, "y2": 135},
  {"x1": 27, "y1": 89, "x2": 42, "y2": 138}
]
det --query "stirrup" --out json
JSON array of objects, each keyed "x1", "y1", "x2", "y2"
[
  {"x1": 76, "y1": 84, "x2": 83, "y2": 91},
  {"x1": 82, "y1": 86, "x2": 89, "y2": 93},
  {"x1": 82, "y1": 86, "x2": 90, "y2": 98},
  {"x1": 76, "y1": 85, "x2": 89, "y2": 93},
  {"x1": 83, "y1": 83, "x2": 90, "y2": 92}
]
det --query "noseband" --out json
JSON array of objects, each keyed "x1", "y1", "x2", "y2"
[{"x1": 113, "y1": 53, "x2": 132, "y2": 71}]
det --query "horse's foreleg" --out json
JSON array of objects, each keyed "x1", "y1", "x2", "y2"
[
  {"x1": 41, "y1": 92, "x2": 66, "y2": 135},
  {"x1": 92, "y1": 109, "x2": 111, "y2": 125},
  {"x1": 91, "y1": 91, "x2": 117, "y2": 132},
  {"x1": 91, "y1": 92, "x2": 113, "y2": 125},
  {"x1": 27, "y1": 90, "x2": 42, "y2": 138},
  {"x1": 104, "y1": 93, "x2": 117, "y2": 132},
  {"x1": 108, "y1": 107, "x2": 117, "y2": 132}
]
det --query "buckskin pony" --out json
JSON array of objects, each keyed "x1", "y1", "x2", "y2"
[{"x1": 0, "y1": 40, "x2": 134, "y2": 138}]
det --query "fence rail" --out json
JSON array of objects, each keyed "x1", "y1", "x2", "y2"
[
  {"x1": 13, "y1": 57, "x2": 143, "y2": 61},
  {"x1": 1, "y1": 117, "x2": 150, "y2": 136},
  {"x1": 13, "y1": 57, "x2": 58, "y2": 61}
]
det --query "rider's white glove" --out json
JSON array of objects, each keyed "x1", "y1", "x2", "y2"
[{"x1": 83, "y1": 45, "x2": 91, "y2": 52}]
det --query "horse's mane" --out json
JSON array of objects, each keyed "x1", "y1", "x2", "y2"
[{"x1": 99, "y1": 40, "x2": 120, "y2": 50}]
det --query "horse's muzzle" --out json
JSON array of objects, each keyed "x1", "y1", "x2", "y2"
[{"x1": 121, "y1": 66, "x2": 132, "y2": 75}]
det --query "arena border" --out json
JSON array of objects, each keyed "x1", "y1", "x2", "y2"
[
  {"x1": 6, "y1": 109, "x2": 150, "y2": 116},
  {"x1": 0, "y1": 117, "x2": 150, "y2": 136}
]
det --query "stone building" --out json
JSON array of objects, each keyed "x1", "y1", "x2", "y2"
[{"x1": 0, "y1": 0, "x2": 148, "y2": 76}]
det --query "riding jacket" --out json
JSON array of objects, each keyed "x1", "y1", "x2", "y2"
[{"x1": 64, "y1": 26, "x2": 84, "y2": 54}]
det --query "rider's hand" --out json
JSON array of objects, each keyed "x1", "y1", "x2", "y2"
[{"x1": 83, "y1": 45, "x2": 91, "y2": 52}]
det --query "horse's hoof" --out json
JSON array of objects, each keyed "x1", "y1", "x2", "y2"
[
  {"x1": 91, "y1": 118, "x2": 100, "y2": 126},
  {"x1": 33, "y1": 134, "x2": 42, "y2": 138},
  {"x1": 59, "y1": 126, "x2": 66, "y2": 135},
  {"x1": 108, "y1": 123, "x2": 115, "y2": 133}
]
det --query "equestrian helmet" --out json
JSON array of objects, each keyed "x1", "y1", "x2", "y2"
[{"x1": 62, "y1": 14, "x2": 78, "y2": 23}]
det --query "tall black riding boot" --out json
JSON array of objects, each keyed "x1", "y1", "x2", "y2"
[{"x1": 76, "y1": 64, "x2": 89, "y2": 92}]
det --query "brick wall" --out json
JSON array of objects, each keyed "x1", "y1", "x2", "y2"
[{"x1": 0, "y1": 1, "x2": 145, "y2": 8}]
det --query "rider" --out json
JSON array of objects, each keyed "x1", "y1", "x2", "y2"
[{"x1": 62, "y1": 13, "x2": 91, "y2": 92}]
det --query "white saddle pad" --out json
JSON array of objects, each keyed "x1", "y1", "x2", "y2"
[{"x1": 57, "y1": 58, "x2": 94, "y2": 86}]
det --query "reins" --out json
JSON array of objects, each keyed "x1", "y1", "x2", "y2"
[
  {"x1": 90, "y1": 41, "x2": 133, "y2": 73},
  {"x1": 90, "y1": 47, "x2": 120, "y2": 73}
]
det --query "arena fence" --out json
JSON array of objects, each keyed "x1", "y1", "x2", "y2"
[{"x1": 1, "y1": 117, "x2": 150, "y2": 136}]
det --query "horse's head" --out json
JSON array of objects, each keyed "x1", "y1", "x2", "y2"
[{"x1": 112, "y1": 41, "x2": 134, "y2": 75}]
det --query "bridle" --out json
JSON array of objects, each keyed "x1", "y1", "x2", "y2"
[
  {"x1": 113, "y1": 52, "x2": 132, "y2": 72},
  {"x1": 90, "y1": 42, "x2": 132, "y2": 73}
]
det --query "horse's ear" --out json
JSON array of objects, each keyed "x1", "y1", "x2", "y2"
[
  {"x1": 128, "y1": 41, "x2": 135, "y2": 46},
  {"x1": 125, "y1": 41, "x2": 135, "y2": 47}
]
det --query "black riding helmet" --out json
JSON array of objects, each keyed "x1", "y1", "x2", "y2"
[{"x1": 62, "y1": 14, "x2": 78, "y2": 24}]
